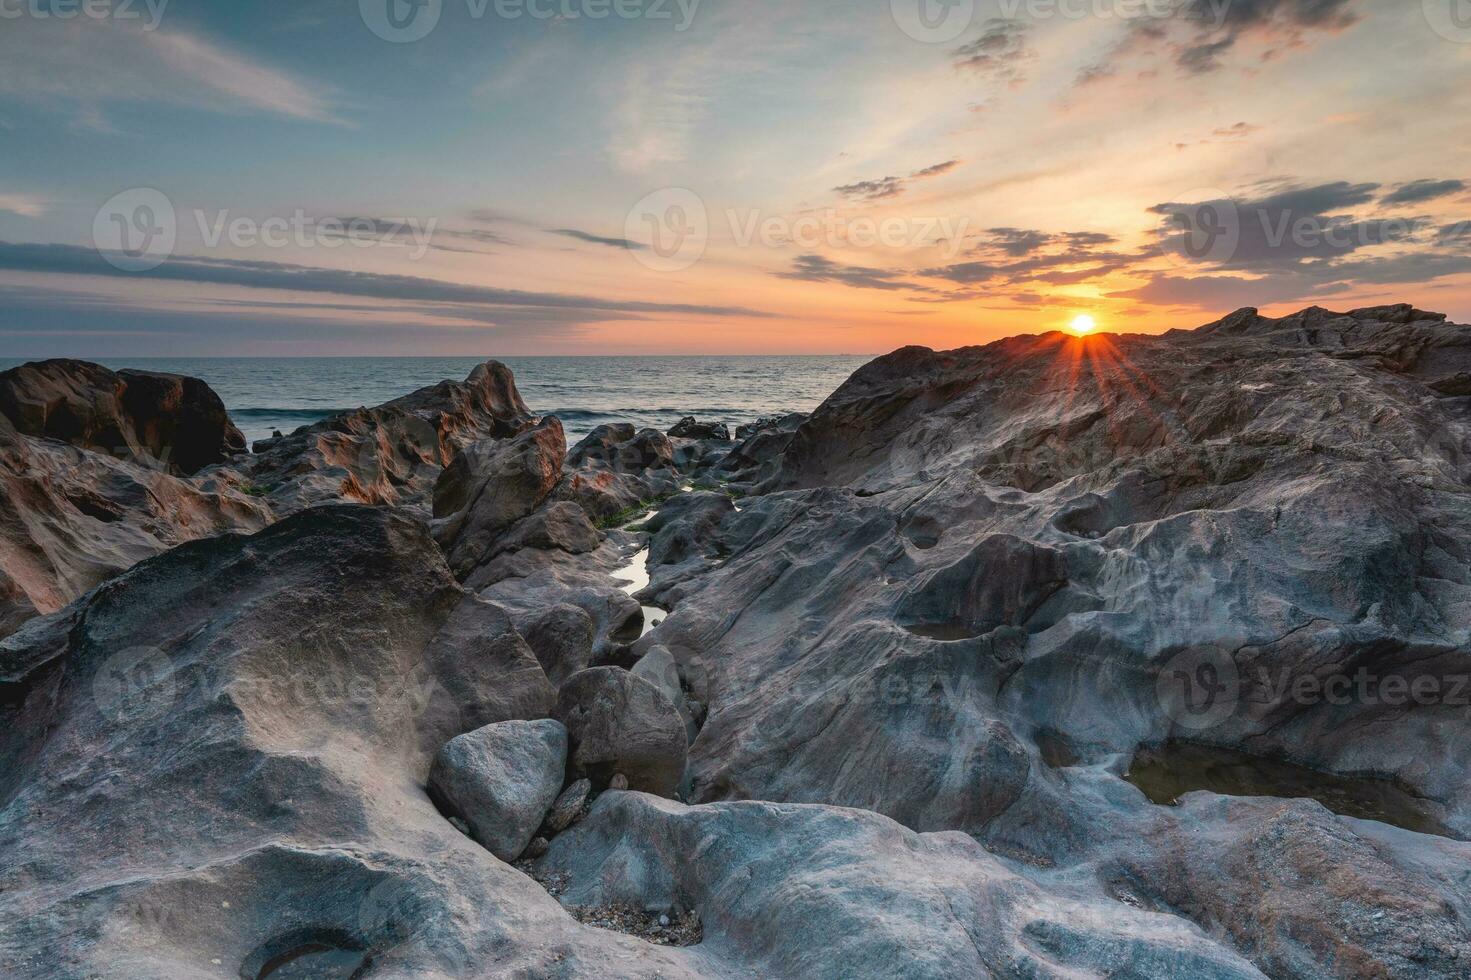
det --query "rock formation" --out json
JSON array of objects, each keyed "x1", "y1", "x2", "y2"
[{"x1": 3, "y1": 303, "x2": 1470, "y2": 978}]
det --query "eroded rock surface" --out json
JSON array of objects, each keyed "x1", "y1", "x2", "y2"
[
  {"x1": 5, "y1": 305, "x2": 1471, "y2": 978},
  {"x1": 0, "y1": 359, "x2": 245, "y2": 474}
]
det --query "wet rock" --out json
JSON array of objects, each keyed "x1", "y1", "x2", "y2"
[
  {"x1": 556, "y1": 425, "x2": 680, "y2": 524},
  {"x1": 428, "y1": 719, "x2": 567, "y2": 862},
  {"x1": 643, "y1": 491, "x2": 735, "y2": 569},
  {"x1": 433, "y1": 417, "x2": 567, "y2": 577},
  {"x1": 553, "y1": 667, "x2": 687, "y2": 796},
  {"x1": 667, "y1": 416, "x2": 730, "y2": 441}
]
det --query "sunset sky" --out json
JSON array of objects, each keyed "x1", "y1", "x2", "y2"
[{"x1": 1, "y1": 0, "x2": 1469, "y2": 355}]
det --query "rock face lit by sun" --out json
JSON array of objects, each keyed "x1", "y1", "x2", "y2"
[{"x1": 1070, "y1": 314, "x2": 1097, "y2": 335}]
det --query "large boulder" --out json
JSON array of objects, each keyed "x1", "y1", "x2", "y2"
[
  {"x1": 0, "y1": 506, "x2": 714, "y2": 979},
  {"x1": 433, "y1": 417, "x2": 567, "y2": 577},
  {"x1": 0, "y1": 359, "x2": 245, "y2": 474},
  {"x1": 238, "y1": 360, "x2": 537, "y2": 512},
  {"x1": 428, "y1": 719, "x2": 568, "y2": 862},
  {"x1": 556, "y1": 425, "x2": 680, "y2": 524},
  {"x1": 553, "y1": 666, "x2": 688, "y2": 796},
  {"x1": 536, "y1": 792, "x2": 1266, "y2": 979},
  {"x1": 0, "y1": 413, "x2": 270, "y2": 639}
]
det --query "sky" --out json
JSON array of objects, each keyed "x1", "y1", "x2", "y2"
[{"x1": 0, "y1": 0, "x2": 1469, "y2": 355}]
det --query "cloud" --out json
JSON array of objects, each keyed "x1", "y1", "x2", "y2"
[
  {"x1": 1381, "y1": 179, "x2": 1467, "y2": 207},
  {"x1": 952, "y1": 19, "x2": 1034, "y2": 88},
  {"x1": 0, "y1": 195, "x2": 47, "y2": 218},
  {"x1": 1150, "y1": 180, "x2": 1415, "y2": 270},
  {"x1": 1438, "y1": 221, "x2": 1471, "y2": 247},
  {"x1": 606, "y1": 48, "x2": 709, "y2": 173},
  {"x1": 0, "y1": 242, "x2": 770, "y2": 320},
  {"x1": 549, "y1": 228, "x2": 648, "y2": 250},
  {"x1": 1107, "y1": 271, "x2": 1341, "y2": 309},
  {"x1": 774, "y1": 254, "x2": 926, "y2": 291},
  {"x1": 0, "y1": 18, "x2": 340, "y2": 124},
  {"x1": 833, "y1": 159, "x2": 963, "y2": 201},
  {"x1": 1175, "y1": 0, "x2": 1361, "y2": 74},
  {"x1": 316, "y1": 218, "x2": 512, "y2": 253},
  {"x1": 1212, "y1": 121, "x2": 1261, "y2": 139},
  {"x1": 921, "y1": 228, "x2": 1138, "y2": 285},
  {"x1": 1081, "y1": 0, "x2": 1361, "y2": 83}
]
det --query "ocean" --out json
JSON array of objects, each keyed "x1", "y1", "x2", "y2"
[{"x1": 0, "y1": 356, "x2": 871, "y2": 447}]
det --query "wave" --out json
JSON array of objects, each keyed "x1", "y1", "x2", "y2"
[{"x1": 232, "y1": 408, "x2": 345, "y2": 420}]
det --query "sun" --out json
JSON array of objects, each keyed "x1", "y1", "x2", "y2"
[{"x1": 1069, "y1": 314, "x2": 1098, "y2": 335}]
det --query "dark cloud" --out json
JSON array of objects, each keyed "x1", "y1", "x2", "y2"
[
  {"x1": 1150, "y1": 181, "x2": 1421, "y2": 270},
  {"x1": 1381, "y1": 179, "x2": 1467, "y2": 207},
  {"x1": 1081, "y1": 0, "x2": 1360, "y2": 82},
  {"x1": 1107, "y1": 271, "x2": 1342, "y2": 309},
  {"x1": 774, "y1": 254, "x2": 925, "y2": 291},
  {"x1": 910, "y1": 159, "x2": 962, "y2": 180},
  {"x1": 1439, "y1": 221, "x2": 1471, "y2": 246},
  {"x1": 0, "y1": 242, "x2": 769, "y2": 319},
  {"x1": 1176, "y1": 0, "x2": 1361, "y2": 74},
  {"x1": 548, "y1": 228, "x2": 648, "y2": 250},
  {"x1": 1211, "y1": 121, "x2": 1260, "y2": 138},
  {"x1": 987, "y1": 227, "x2": 1052, "y2": 257},
  {"x1": 832, "y1": 177, "x2": 905, "y2": 201},
  {"x1": 316, "y1": 217, "x2": 510, "y2": 252},
  {"x1": 921, "y1": 228, "x2": 1139, "y2": 285},
  {"x1": 833, "y1": 159, "x2": 963, "y2": 201},
  {"x1": 952, "y1": 19, "x2": 1033, "y2": 87}
]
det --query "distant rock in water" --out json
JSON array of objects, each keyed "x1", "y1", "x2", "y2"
[{"x1": 667, "y1": 416, "x2": 730, "y2": 441}]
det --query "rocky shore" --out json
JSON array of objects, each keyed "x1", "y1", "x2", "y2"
[{"x1": 2, "y1": 303, "x2": 1469, "y2": 978}]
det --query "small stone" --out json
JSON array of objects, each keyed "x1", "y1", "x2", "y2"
[
  {"x1": 524, "y1": 836, "x2": 550, "y2": 859},
  {"x1": 659, "y1": 914, "x2": 670, "y2": 927},
  {"x1": 609, "y1": 773, "x2": 630, "y2": 791},
  {"x1": 545, "y1": 778, "x2": 592, "y2": 834}
]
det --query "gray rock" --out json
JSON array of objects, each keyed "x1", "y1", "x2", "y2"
[
  {"x1": 554, "y1": 667, "x2": 687, "y2": 796},
  {"x1": 428, "y1": 719, "x2": 568, "y2": 862},
  {"x1": 545, "y1": 777, "x2": 592, "y2": 834},
  {"x1": 491, "y1": 501, "x2": 603, "y2": 559},
  {"x1": 556, "y1": 425, "x2": 680, "y2": 524},
  {"x1": 667, "y1": 416, "x2": 730, "y2": 441},
  {"x1": 1, "y1": 506, "x2": 714, "y2": 979},
  {"x1": 520, "y1": 602, "x2": 597, "y2": 687},
  {"x1": 537, "y1": 792, "x2": 1266, "y2": 979}
]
